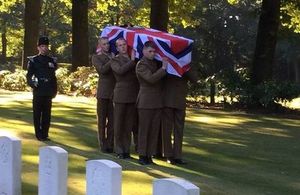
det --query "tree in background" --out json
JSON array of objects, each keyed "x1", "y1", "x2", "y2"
[
  {"x1": 251, "y1": 0, "x2": 281, "y2": 85},
  {"x1": 88, "y1": 0, "x2": 148, "y2": 53},
  {"x1": 40, "y1": 0, "x2": 71, "y2": 61},
  {"x1": 22, "y1": 0, "x2": 42, "y2": 69},
  {"x1": 0, "y1": 0, "x2": 23, "y2": 63},
  {"x1": 150, "y1": 0, "x2": 168, "y2": 31},
  {"x1": 180, "y1": 0, "x2": 260, "y2": 103},
  {"x1": 71, "y1": 0, "x2": 89, "y2": 72}
]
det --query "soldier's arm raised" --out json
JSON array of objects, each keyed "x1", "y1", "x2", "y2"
[
  {"x1": 136, "y1": 61, "x2": 166, "y2": 84},
  {"x1": 92, "y1": 55, "x2": 112, "y2": 74},
  {"x1": 110, "y1": 58, "x2": 135, "y2": 75}
]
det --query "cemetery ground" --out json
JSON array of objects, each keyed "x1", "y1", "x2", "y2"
[{"x1": 0, "y1": 89, "x2": 300, "y2": 195}]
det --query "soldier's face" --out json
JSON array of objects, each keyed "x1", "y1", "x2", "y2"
[
  {"x1": 116, "y1": 39, "x2": 128, "y2": 54},
  {"x1": 143, "y1": 47, "x2": 156, "y2": 60},
  {"x1": 38, "y1": 45, "x2": 49, "y2": 55},
  {"x1": 99, "y1": 39, "x2": 110, "y2": 53}
]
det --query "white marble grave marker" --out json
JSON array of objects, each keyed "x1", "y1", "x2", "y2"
[
  {"x1": 38, "y1": 146, "x2": 68, "y2": 195},
  {"x1": 0, "y1": 135, "x2": 21, "y2": 195},
  {"x1": 153, "y1": 178, "x2": 200, "y2": 195},
  {"x1": 86, "y1": 159, "x2": 122, "y2": 195}
]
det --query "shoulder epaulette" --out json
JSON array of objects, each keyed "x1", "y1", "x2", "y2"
[{"x1": 27, "y1": 55, "x2": 37, "y2": 63}]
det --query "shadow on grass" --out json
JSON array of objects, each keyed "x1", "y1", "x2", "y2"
[
  {"x1": 1, "y1": 91, "x2": 300, "y2": 195},
  {"x1": 183, "y1": 108, "x2": 300, "y2": 194}
]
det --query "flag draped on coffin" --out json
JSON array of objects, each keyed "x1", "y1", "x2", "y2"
[{"x1": 100, "y1": 26, "x2": 194, "y2": 77}]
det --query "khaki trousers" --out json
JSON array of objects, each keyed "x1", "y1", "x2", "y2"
[
  {"x1": 162, "y1": 107, "x2": 186, "y2": 159},
  {"x1": 114, "y1": 103, "x2": 136, "y2": 154},
  {"x1": 97, "y1": 98, "x2": 114, "y2": 150},
  {"x1": 138, "y1": 109, "x2": 161, "y2": 157}
]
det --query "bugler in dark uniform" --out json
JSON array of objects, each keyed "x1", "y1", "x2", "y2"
[{"x1": 26, "y1": 36, "x2": 57, "y2": 141}]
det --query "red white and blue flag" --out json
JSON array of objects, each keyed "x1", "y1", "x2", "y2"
[{"x1": 100, "y1": 26, "x2": 194, "y2": 77}]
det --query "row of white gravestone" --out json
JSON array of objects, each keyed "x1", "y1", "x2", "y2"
[{"x1": 0, "y1": 135, "x2": 200, "y2": 195}]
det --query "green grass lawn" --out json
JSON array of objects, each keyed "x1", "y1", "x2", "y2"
[{"x1": 0, "y1": 89, "x2": 300, "y2": 195}]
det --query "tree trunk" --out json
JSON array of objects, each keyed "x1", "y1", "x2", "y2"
[
  {"x1": 210, "y1": 80, "x2": 216, "y2": 105},
  {"x1": 150, "y1": 0, "x2": 169, "y2": 32},
  {"x1": 295, "y1": 55, "x2": 300, "y2": 83},
  {"x1": 1, "y1": 24, "x2": 7, "y2": 63},
  {"x1": 71, "y1": 0, "x2": 89, "y2": 72},
  {"x1": 251, "y1": 0, "x2": 281, "y2": 85},
  {"x1": 22, "y1": 0, "x2": 42, "y2": 69}
]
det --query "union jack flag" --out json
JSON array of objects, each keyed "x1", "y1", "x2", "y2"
[{"x1": 100, "y1": 26, "x2": 193, "y2": 77}]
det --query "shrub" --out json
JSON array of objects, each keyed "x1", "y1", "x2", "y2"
[
  {"x1": 215, "y1": 67, "x2": 300, "y2": 109},
  {"x1": 252, "y1": 81, "x2": 300, "y2": 109},
  {"x1": 0, "y1": 70, "x2": 12, "y2": 87},
  {"x1": 216, "y1": 68, "x2": 251, "y2": 103},
  {"x1": 56, "y1": 67, "x2": 72, "y2": 94},
  {"x1": 1, "y1": 69, "x2": 28, "y2": 91},
  {"x1": 69, "y1": 66, "x2": 98, "y2": 96}
]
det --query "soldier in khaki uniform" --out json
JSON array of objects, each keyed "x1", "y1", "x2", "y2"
[
  {"x1": 136, "y1": 41, "x2": 167, "y2": 165},
  {"x1": 110, "y1": 38, "x2": 139, "y2": 159},
  {"x1": 92, "y1": 37, "x2": 115, "y2": 153},
  {"x1": 162, "y1": 69, "x2": 197, "y2": 165}
]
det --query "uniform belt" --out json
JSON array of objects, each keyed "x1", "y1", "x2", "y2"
[{"x1": 39, "y1": 78, "x2": 50, "y2": 82}]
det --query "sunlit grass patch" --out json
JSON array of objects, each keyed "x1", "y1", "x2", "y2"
[{"x1": 1, "y1": 90, "x2": 300, "y2": 195}]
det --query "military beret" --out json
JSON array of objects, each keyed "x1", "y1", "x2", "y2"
[{"x1": 38, "y1": 36, "x2": 49, "y2": 46}]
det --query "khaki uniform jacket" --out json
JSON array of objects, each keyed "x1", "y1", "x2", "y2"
[
  {"x1": 163, "y1": 69, "x2": 198, "y2": 109},
  {"x1": 92, "y1": 53, "x2": 115, "y2": 99},
  {"x1": 136, "y1": 57, "x2": 166, "y2": 109},
  {"x1": 110, "y1": 55, "x2": 139, "y2": 103}
]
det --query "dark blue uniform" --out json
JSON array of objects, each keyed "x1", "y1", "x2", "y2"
[{"x1": 26, "y1": 54, "x2": 57, "y2": 141}]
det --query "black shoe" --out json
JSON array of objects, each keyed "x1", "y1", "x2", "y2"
[
  {"x1": 138, "y1": 156, "x2": 149, "y2": 165},
  {"x1": 37, "y1": 137, "x2": 50, "y2": 141},
  {"x1": 173, "y1": 159, "x2": 187, "y2": 165},
  {"x1": 123, "y1": 153, "x2": 131, "y2": 159},
  {"x1": 147, "y1": 157, "x2": 157, "y2": 165}
]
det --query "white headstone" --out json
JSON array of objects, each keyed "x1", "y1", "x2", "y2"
[
  {"x1": 0, "y1": 135, "x2": 21, "y2": 195},
  {"x1": 38, "y1": 146, "x2": 68, "y2": 195},
  {"x1": 86, "y1": 160, "x2": 122, "y2": 195},
  {"x1": 153, "y1": 178, "x2": 200, "y2": 195}
]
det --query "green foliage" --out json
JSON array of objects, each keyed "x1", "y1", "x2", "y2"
[
  {"x1": 215, "y1": 67, "x2": 300, "y2": 109},
  {"x1": 187, "y1": 77, "x2": 209, "y2": 99},
  {"x1": 0, "y1": 69, "x2": 11, "y2": 84},
  {"x1": 0, "y1": 1, "x2": 24, "y2": 59},
  {"x1": 253, "y1": 81, "x2": 300, "y2": 108},
  {"x1": 0, "y1": 0, "x2": 20, "y2": 12},
  {"x1": 54, "y1": 66, "x2": 98, "y2": 96},
  {"x1": 0, "y1": 69, "x2": 27, "y2": 91},
  {"x1": 216, "y1": 68, "x2": 251, "y2": 101},
  {"x1": 281, "y1": 2, "x2": 300, "y2": 33},
  {"x1": 168, "y1": 0, "x2": 199, "y2": 30},
  {"x1": 68, "y1": 66, "x2": 98, "y2": 96},
  {"x1": 0, "y1": 66, "x2": 98, "y2": 97},
  {"x1": 56, "y1": 67, "x2": 72, "y2": 94},
  {"x1": 40, "y1": 0, "x2": 72, "y2": 61}
]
